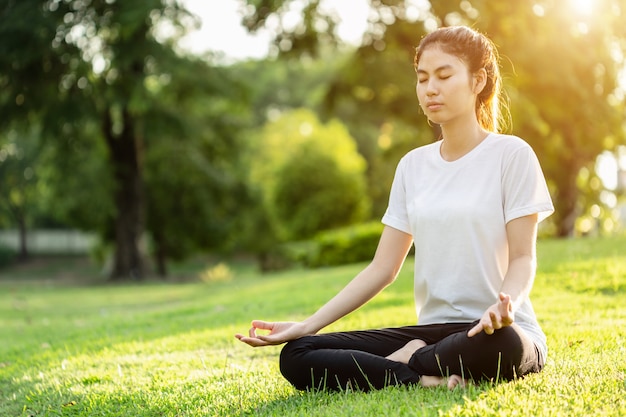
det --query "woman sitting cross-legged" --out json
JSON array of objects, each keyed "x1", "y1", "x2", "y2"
[{"x1": 236, "y1": 25, "x2": 554, "y2": 392}]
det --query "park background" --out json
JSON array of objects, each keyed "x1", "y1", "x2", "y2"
[{"x1": 1, "y1": 0, "x2": 626, "y2": 416}]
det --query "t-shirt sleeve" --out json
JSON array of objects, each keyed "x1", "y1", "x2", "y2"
[
  {"x1": 503, "y1": 144, "x2": 554, "y2": 224},
  {"x1": 381, "y1": 158, "x2": 412, "y2": 234}
]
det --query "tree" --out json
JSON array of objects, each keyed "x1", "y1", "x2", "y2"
[
  {"x1": 137, "y1": 55, "x2": 254, "y2": 276},
  {"x1": 0, "y1": 0, "x2": 223, "y2": 279},
  {"x1": 0, "y1": 126, "x2": 42, "y2": 260}
]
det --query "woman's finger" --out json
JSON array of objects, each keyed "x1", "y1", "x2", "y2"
[
  {"x1": 251, "y1": 320, "x2": 274, "y2": 331},
  {"x1": 467, "y1": 322, "x2": 484, "y2": 337}
]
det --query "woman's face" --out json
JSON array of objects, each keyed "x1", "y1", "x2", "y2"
[{"x1": 415, "y1": 46, "x2": 479, "y2": 127}]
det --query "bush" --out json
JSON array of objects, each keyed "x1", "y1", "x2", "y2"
[
  {"x1": 273, "y1": 140, "x2": 369, "y2": 240},
  {"x1": 262, "y1": 222, "x2": 393, "y2": 271},
  {"x1": 257, "y1": 240, "x2": 317, "y2": 273},
  {"x1": 306, "y1": 222, "x2": 384, "y2": 268},
  {"x1": 249, "y1": 109, "x2": 371, "y2": 243}
]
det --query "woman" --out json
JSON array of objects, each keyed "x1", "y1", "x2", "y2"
[{"x1": 236, "y1": 26, "x2": 554, "y2": 391}]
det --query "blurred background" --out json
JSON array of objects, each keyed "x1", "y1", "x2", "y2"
[{"x1": 1, "y1": 0, "x2": 625, "y2": 281}]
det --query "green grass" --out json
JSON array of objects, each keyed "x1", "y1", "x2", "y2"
[{"x1": 1, "y1": 237, "x2": 625, "y2": 416}]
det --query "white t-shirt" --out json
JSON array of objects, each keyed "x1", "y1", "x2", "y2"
[{"x1": 382, "y1": 133, "x2": 554, "y2": 358}]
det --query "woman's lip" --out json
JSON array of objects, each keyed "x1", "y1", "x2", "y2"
[{"x1": 427, "y1": 103, "x2": 443, "y2": 110}]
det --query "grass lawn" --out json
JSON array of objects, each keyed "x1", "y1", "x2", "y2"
[{"x1": 1, "y1": 236, "x2": 625, "y2": 416}]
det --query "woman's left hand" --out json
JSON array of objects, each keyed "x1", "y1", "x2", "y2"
[{"x1": 467, "y1": 292, "x2": 514, "y2": 337}]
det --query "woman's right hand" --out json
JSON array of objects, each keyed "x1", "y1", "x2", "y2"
[{"x1": 235, "y1": 320, "x2": 312, "y2": 347}]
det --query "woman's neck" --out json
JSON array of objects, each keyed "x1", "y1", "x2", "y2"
[{"x1": 439, "y1": 121, "x2": 489, "y2": 162}]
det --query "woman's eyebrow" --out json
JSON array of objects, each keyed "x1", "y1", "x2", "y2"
[{"x1": 417, "y1": 64, "x2": 454, "y2": 75}]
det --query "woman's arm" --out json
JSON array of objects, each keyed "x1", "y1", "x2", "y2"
[
  {"x1": 301, "y1": 226, "x2": 414, "y2": 333},
  {"x1": 468, "y1": 213, "x2": 538, "y2": 337},
  {"x1": 500, "y1": 213, "x2": 539, "y2": 310},
  {"x1": 236, "y1": 226, "x2": 414, "y2": 347}
]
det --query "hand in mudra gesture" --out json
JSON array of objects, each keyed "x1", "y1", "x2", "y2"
[
  {"x1": 235, "y1": 320, "x2": 311, "y2": 347},
  {"x1": 468, "y1": 293, "x2": 514, "y2": 337}
]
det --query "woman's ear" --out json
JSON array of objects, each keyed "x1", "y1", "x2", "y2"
[{"x1": 473, "y1": 68, "x2": 488, "y2": 94}]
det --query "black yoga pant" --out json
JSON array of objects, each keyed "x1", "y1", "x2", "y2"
[{"x1": 279, "y1": 321, "x2": 544, "y2": 391}]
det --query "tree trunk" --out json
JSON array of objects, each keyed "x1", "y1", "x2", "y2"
[
  {"x1": 16, "y1": 210, "x2": 29, "y2": 262},
  {"x1": 152, "y1": 229, "x2": 168, "y2": 278},
  {"x1": 103, "y1": 107, "x2": 144, "y2": 280},
  {"x1": 555, "y1": 184, "x2": 578, "y2": 237},
  {"x1": 554, "y1": 161, "x2": 580, "y2": 238}
]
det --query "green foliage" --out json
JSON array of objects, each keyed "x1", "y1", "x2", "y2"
[
  {"x1": 249, "y1": 109, "x2": 370, "y2": 241},
  {"x1": 266, "y1": 222, "x2": 384, "y2": 271},
  {"x1": 1, "y1": 236, "x2": 625, "y2": 415},
  {"x1": 143, "y1": 135, "x2": 248, "y2": 265},
  {"x1": 0, "y1": 128, "x2": 41, "y2": 229},
  {"x1": 306, "y1": 221, "x2": 385, "y2": 268},
  {"x1": 0, "y1": 125, "x2": 47, "y2": 259},
  {"x1": 231, "y1": 51, "x2": 344, "y2": 126},
  {"x1": 36, "y1": 122, "x2": 114, "y2": 232},
  {"x1": 274, "y1": 144, "x2": 369, "y2": 238},
  {"x1": 241, "y1": 0, "x2": 339, "y2": 58},
  {"x1": 231, "y1": 57, "x2": 360, "y2": 262},
  {"x1": 139, "y1": 53, "x2": 254, "y2": 274}
]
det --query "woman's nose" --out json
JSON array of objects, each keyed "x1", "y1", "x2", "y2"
[{"x1": 425, "y1": 80, "x2": 437, "y2": 96}]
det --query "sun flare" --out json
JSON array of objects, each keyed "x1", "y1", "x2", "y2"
[{"x1": 570, "y1": 0, "x2": 594, "y2": 15}]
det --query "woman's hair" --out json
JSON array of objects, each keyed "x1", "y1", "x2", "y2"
[{"x1": 414, "y1": 26, "x2": 509, "y2": 133}]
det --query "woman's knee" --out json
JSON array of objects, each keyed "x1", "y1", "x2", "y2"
[
  {"x1": 492, "y1": 325, "x2": 524, "y2": 355},
  {"x1": 468, "y1": 325, "x2": 529, "y2": 379},
  {"x1": 423, "y1": 326, "x2": 526, "y2": 380},
  {"x1": 279, "y1": 337, "x2": 315, "y2": 390},
  {"x1": 280, "y1": 336, "x2": 313, "y2": 363}
]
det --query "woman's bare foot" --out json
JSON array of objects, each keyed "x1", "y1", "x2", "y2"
[
  {"x1": 420, "y1": 374, "x2": 468, "y2": 390},
  {"x1": 385, "y1": 339, "x2": 427, "y2": 364}
]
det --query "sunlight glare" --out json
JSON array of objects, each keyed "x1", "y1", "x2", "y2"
[
  {"x1": 179, "y1": 0, "x2": 271, "y2": 60},
  {"x1": 319, "y1": 0, "x2": 368, "y2": 45},
  {"x1": 596, "y1": 151, "x2": 618, "y2": 190},
  {"x1": 570, "y1": 0, "x2": 594, "y2": 16}
]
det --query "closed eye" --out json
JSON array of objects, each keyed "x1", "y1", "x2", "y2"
[{"x1": 418, "y1": 74, "x2": 451, "y2": 84}]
